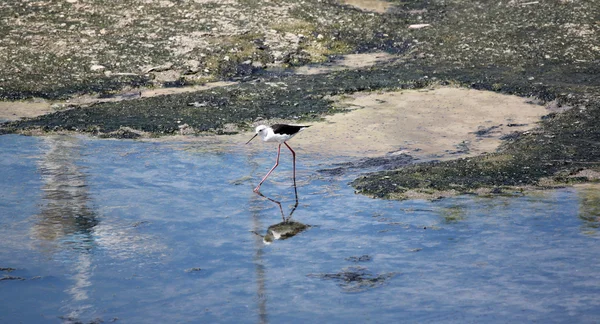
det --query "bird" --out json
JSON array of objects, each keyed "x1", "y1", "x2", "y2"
[{"x1": 246, "y1": 124, "x2": 310, "y2": 192}]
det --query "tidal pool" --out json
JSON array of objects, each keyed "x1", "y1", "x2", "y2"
[{"x1": 1, "y1": 134, "x2": 600, "y2": 323}]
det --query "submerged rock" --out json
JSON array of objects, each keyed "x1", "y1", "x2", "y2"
[{"x1": 307, "y1": 266, "x2": 396, "y2": 292}]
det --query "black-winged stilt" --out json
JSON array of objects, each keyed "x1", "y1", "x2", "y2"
[{"x1": 246, "y1": 124, "x2": 310, "y2": 192}]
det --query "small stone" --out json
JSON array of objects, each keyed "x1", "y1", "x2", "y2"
[
  {"x1": 183, "y1": 60, "x2": 201, "y2": 74},
  {"x1": 187, "y1": 102, "x2": 207, "y2": 107},
  {"x1": 90, "y1": 64, "x2": 105, "y2": 71},
  {"x1": 252, "y1": 61, "x2": 265, "y2": 68},
  {"x1": 408, "y1": 24, "x2": 431, "y2": 29},
  {"x1": 271, "y1": 51, "x2": 284, "y2": 60},
  {"x1": 317, "y1": 34, "x2": 324, "y2": 40},
  {"x1": 178, "y1": 124, "x2": 196, "y2": 135},
  {"x1": 185, "y1": 59, "x2": 200, "y2": 69},
  {"x1": 143, "y1": 62, "x2": 173, "y2": 73}
]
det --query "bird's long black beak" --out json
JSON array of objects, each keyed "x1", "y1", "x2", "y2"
[{"x1": 246, "y1": 133, "x2": 258, "y2": 145}]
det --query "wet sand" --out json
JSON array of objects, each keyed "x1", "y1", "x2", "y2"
[{"x1": 292, "y1": 87, "x2": 548, "y2": 160}]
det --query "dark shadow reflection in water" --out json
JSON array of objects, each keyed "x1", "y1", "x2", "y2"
[
  {"x1": 31, "y1": 135, "x2": 99, "y2": 322},
  {"x1": 253, "y1": 186, "x2": 310, "y2": 244}
]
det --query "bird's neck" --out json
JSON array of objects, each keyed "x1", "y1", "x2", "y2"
[{"x1": 262, "y1": 128, "x2": 275, "y2": 141}]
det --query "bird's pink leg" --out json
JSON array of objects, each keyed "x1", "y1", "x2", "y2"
[
  {"x1": 284, "y1": 142, "x2": 296, "y2": 187},
  {"x1": 254, "y1": 144, "x2": 281, "y2": 192}
]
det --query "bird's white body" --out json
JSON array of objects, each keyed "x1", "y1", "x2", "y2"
[
  {"x1": 254, "y1": 125, "x2": 307, "y2": 143},
  {"x1": 246, "y1": 124, "x2": 310, "y2": 192}
]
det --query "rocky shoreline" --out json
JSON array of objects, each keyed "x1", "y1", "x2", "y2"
[{"x1": 1, "y1": 0, "x2": 599, "y2": 199}]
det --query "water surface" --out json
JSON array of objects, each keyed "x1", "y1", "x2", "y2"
[{"x1": 1, "y1": 134, "x2": 600, "y2": 323}]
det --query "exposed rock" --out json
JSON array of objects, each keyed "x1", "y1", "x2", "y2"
[
  {"x1": 90, "y1": 64, "x2": 106, "y2": 71},
  {"x1": 408, "y1": 24, "x2": 431, "y2": 29},
  {"x1": 143, "y1": 63, "x2": 174, "y2": 74}
]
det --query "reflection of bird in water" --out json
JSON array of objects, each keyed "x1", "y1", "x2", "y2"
[
  {"x1": 260, "y1": 221, "x2": 309, "y2": 244},
  {"x1": 252, "y1": 185, "x2": 310, "y2": 244},
  {"x1": 246, "y1": 124, "x2": 310, "y2": 192}
]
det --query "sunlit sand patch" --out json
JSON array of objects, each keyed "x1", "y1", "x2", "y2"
[{"x1": 290, "y1": 87, "x2": 549, "y2": 160}]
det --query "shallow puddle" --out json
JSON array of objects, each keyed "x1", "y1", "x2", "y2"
[{"x1": 1, "y1": 134, "x2": 600, "y2": 323}]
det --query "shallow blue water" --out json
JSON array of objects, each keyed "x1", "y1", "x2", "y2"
[{"x1": 1, "y1": 134, "x2": 600, "y2": 323}]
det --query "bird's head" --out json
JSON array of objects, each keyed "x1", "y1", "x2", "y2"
[{"x1": 246, "y1": 125, "x2": 268, "y2": 144}]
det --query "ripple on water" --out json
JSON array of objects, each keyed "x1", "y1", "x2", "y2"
[{"x1": 1, "y1": 134, "x2": 600, "y2": 323}]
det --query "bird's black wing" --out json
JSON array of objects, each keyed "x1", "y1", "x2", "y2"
[{"x1": 271, "y1": 124, "x2": 310, "y2": 135}]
